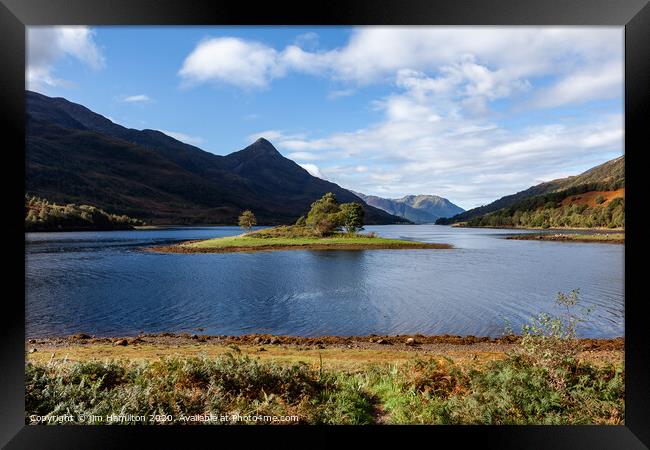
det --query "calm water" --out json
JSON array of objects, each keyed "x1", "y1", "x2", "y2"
[{"x1": 25, "y1": 225, "x2": 624, "y2": 338}]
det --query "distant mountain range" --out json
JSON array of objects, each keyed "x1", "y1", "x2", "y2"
[
  {"x1": 26, "y1": 91, "x2": 407, "y2": 225},
  {"x1": 353, "y1": 192, "x2": 464, "y2": 224},
  {"x1": 436, "y1": 156, "x2": 625, "y2": 225}
]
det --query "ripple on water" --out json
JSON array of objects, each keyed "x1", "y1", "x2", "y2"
[{"x1": 25, "y1": 225, "x2": 624, "y2": 338}]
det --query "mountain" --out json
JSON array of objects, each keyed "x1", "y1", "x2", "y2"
[
  {"x1": 353, "y1": 192, "x2": 464, "y2": 224},
  {"x1": 436, "y1": 156, "x2": 625, "y2": 225},
  {"x1": 26, "y1": 90, "x2": 405, "y2": 225}
]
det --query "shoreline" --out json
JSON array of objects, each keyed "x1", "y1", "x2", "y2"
[
  {"x1": 505, "y1": 233, "x2": 624, "y2": 244},
  {"x1": 452, "y1": 223, "x2": 624, "y2": 232},
  {"x1": 26, "y1": 333, "x2": 624, "y2": 372},
  {"x1": 27, "y1": 332, "x2": 624, "y2": 351}
]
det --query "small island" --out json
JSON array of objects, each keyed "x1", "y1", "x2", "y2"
[
  {"x1": 505, "y1": 232, "x2": 624, "y2": 244},
  {"x1": 151, "y1": 193, "x2": 452, "y2": 253}
]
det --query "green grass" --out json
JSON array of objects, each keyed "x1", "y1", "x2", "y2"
[
  {"x1": 26, "y1": 351, "x2": 623, "y2": 425},
  {"x1": 185, "y1": 235, "x2": 429, "y2": 249}
]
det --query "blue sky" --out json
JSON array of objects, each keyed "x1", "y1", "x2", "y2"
[{"x1": 27, "y1": 26, "x2": 623, "y2": 209}]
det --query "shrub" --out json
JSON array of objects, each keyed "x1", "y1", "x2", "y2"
[{"x1": 515, "y1": 289, "x2": 591, "y2": 389}]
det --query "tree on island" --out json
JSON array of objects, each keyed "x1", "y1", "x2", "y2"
[
  {"x1": 238, "y1": 210, "x2": 257, "y2": 231},
  {"x1": 305, "y1": 192, "x2": 365, "y2": 236},
  {"x1": 338, "y1": 202, "x2": 365, "y2": 233},
  {"x1": 306, "y1": 192, "x2": 341, "y2": 236}
]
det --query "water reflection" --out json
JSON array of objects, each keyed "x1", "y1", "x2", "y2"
[{"x1": 25, "y1": 225, "x2": 624, "y2": 338}]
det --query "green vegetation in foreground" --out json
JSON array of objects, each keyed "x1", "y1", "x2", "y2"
[
  {"x1": 25, "y1": 195, "x2": 145, "y2": 232},
  {"x1": 174, "y1": 192, "x2": 449, "y2": 251},
  {"x1": 507, "y1": 233, "x2": 624, "y2": 243},
  {"x1": 26, "y1": 291, "x2": 623, "y2": 425}
]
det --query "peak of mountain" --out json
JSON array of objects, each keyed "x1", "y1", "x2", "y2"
[
  {"x1": 252, "y1": 137, "x2": 276, "y2": 148},
  {"x1": 353, "y1": 192, "x2": 464, "y2": 224},
  {"x1": 26, "y1": 91, "x2": 404, "y2": 226},
  {"x1": 226, "y1": 138, "x2": 283, "y2": 162},
  {"x1": 436, "y1": 155, "x2": 625, "y2": 225}
]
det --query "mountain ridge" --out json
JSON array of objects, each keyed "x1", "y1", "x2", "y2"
[
  {"x1": 353, "y1": 192, "x2": 464, "y2": 224},
  {"x1": 26, "y1": 90, "x2": 405, "y2": 226}
]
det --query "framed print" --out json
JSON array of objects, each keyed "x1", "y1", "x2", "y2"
[{"x1": 1, "y1": 0, "x2": 648, "y2": 448}]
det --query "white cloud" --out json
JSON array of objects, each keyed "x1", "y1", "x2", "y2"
[
  {"x1": 320, "y1": 27, "x2": 621, "y2": 85},
  {"x1": 27, "y1": 26, "x2": 105, "y2": 91},
  {"x1": 121, "y1": 94, "x2": 152, "y2": 103},
  {"x1": 299, "y1": 163, "x2": 325, "y2": 179},
  {"x1": 178, "y1": 27, "x2": 622, "y2": 109},
  {"x1": 179, "y1": 37, "x2": 286, "y2": 89},
  {"x1": 529, "y1": 62, "x2": 623, "y2": 109},
  {"x1": 158, "y1": 130, "x2": 206, "y2": 146}
]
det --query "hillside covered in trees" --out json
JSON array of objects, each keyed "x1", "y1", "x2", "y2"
[
  {"x1": 25, "y1": 195, "x2": 145, "y2": 232},
  {"x1": 463, "y1": 185, "x2": 624, "y2": 229},
  {"x1": 437, "y1": 156, "x2": 624, "y2": 229}
]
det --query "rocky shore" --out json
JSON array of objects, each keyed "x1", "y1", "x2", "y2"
[{"x1": 26, "y1": 332, "x2": 623, "y2": 353}]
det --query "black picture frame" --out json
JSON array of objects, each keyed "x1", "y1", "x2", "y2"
[{"x1": 2, "y1": 0, "x2": 648, "y2": 448}]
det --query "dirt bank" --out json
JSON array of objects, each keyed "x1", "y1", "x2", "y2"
[{"x1": 26, "y1": 333, "x2": 624, "y2": 369}]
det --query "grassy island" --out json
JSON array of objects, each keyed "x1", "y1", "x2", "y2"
[
  {"x1": 151, "y1": 192, "x2": 451, "y2": 253},
  {"x1": 152, "y1": 226, "x2": 451, "y2": 253}
]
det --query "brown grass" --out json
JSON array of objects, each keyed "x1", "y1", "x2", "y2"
[
  {"x1": 560, "y1": 188, "x2": 624, "y2": 208},
  {"x1": 26, "y1": 335, "x2": 623, "y2": 372}
]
